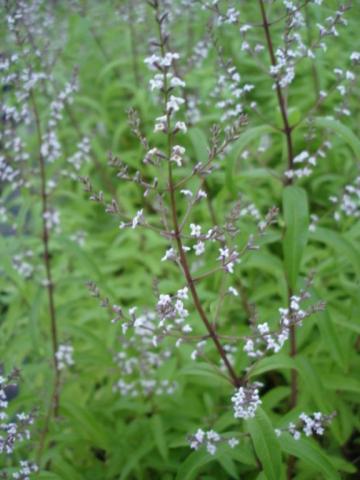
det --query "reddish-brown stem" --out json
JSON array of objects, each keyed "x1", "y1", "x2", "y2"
[
  {"x1": 30, "y1": 91, "x2": 60, "y2": 462},
  {"x1": 168, "y1": 167, "x2": 240, "y2": 388},
  {"x1": 258, "y1": 0, "x2": 294, "y2": 178},
  {"x1": 258, "y1": 3, "x2": 298, "y2": 476},
  {"x1": 153, "y1": 4, "x2": 240, "y2": 389}
]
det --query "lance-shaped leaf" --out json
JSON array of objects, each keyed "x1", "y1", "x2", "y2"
[
  {"x1": 245, "y1": 408, "x2": 282, "y2": 480},
  {"x1": 282, "y1": 186, "x2": 309, "y2": 290}
]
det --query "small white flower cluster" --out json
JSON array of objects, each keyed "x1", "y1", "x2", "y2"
[
  {"x1": 189, "y1": 223, "x2": 205, "y2": 257},
  {"x1": 43, "y1": 209, "x2": 60, "y2": 232},
  {"x1": 114, "y1": 378, "x2": 177, "y2": 398},
  {"x1": 144, "y1": 52, "x2": 180, "y2": 71},
  {"x1": 41, "y1": 79, "x2": 78, "y2": 163},
  {"x1": 12, "y1": 460, "x2": 39, "y2": 480},
  {"x1": 217, "y1": 247, "x2": 240, "y2": 274},
  {"x1": 112, "y1": 311, "x2": 177, "y2": 398},
  {"x1": 222, "y1": 7, "x2": 239, "y2": 25},
  {"x1": 188, "y1": 39, "x2": 210, "y2": 70},
  {"x1": 351, "y1": 52, "x2": 360, "y2": 65},
  {"x1": 244, "y1": 294, "x2": 309, "y2": 359},
  {"x1": 189, "y1": 428, "x2": 239, "y2": 455},
  {"x1": 0, "y1": 151, "x2": 25, "y2": 191},
  {"x1": 275, "y1": 412, "x2": 335, "y2": 440},
  {"x1": 12, "y1": 251, "x2": 34, "y2": 279},
  {"x1": 309, "y1": 214, "x2": 319, "y2": 232},
  {"x1": 156, "y1": 288, "x2": 193, "y2": 335},
  {"x1": 285, "y1": 138, "x2": 333, "y2": 180},
  {"x1": 149, "y1": 72, "x2": 185, "y2": 91},
  {"x1": 231, "y1": 383, "x2": 262, "y2": 419},
  {"x1": 239, "y1": 203, "x2": 261, "y2": 221},
  {"x1": 67, "y1": 137, "x2": 91, "y2": 172},
  {"x1": 171, "y1": 145, "x2": 186, "y2": 167},
  {"x1": 270, "y1": 48, "x2": 296, "y2": 89},
  {"x1": 0, "y1": 374, "x2": 35, "y2": 475},
  {"x1": 317, "y1": 8, "x2": 348, "y2": 39},
  {"x1": 331, "y1": 176, "x2": 360, "y2": 222},
  {"x1": 143, "y1": 46, "x2": 188, "y2": 180},
  {"x1": 332, "y1": 65, "x2": 357, "y2": 117},
  {"x1": 119, "y1": 209, "x2": 144, "y2": 229},
  {"x1": 190, "y1": 340, "x2": 207, "y2": 360},
  {"x1": 55, "y1": 344, "x2": 74, "y2": 370},
  {"x1": 70, "y1": 230, "x2": 87, "y2": 247},
  {"x1": 212, "y1": 63, "x2": 254, "y2": 124}
]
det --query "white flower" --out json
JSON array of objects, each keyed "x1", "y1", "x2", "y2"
[
  {"x1": 149, "y1": 74, "x2": 163, "y2": 90},
  {"x1": 257, "y1": 323, "x2": 270, "y2": 334},
  {"x1": 240, "y1": 24, "x2": 252, "y2": 33},
  {"x1": 132, "y1": 209, "x2": 143, "y2": 228},
  {"x1": 55, "y1": 344, "x2": 74, "y2": 370},
  {"x1": 190, "y1": 223, "x2": 201, "y2": 238},
  {"x1": 232, "y1": 384, "x2": 262, "y2": 419},
  {"x1": 207, "y1": 443, "x2": 217, "y2": 455},
  {"x1": 175, "y1": 121, "x2": 187, "y2": 133},
  {"x1": 228, "y1": 438, "x2": 239, "y2": 448},
  {"x1": 194, "y1": 241, "x2": 205, "y2": 256},
  {"x1": 228, "y1": 286, "x2": 238, "y2": 296},
  {"x1": 161, "y1": 248, "x2": 176, "y2": 262},
  {"x1": 154, "y1": 115, "x2": 167, "y2": 133},
  {"x1": 293, "y1": 151, "x2": 309, "y2": 164},
  {"x1": 171, "y1": 76, "x2": 186, "y2": 88},
  {"x1": 177, "y1": 287, "x2": 188, "y2": 299},
  {"x1": 182, "y1": 324, "x2": 192, "y2": 333},
  {"x1": 197, "y1": 190, "x2": 207, "y2": 199},
  {"x1": 171, "y1": 145, "x2": 186, "y2": 166},
  {"x1": 167, "y1": 95, "x2": 185, "y2": 113}
]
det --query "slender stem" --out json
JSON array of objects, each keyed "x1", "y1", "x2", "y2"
[
  {"x1": 258, "y1": 3, "x2": 298, "y2": 476},
  {"x1": 30, "y1": 91, "x2": 60, "y2": 462},
  {"x1": 153, "y1": 4, "x2": 240, "y2": 389},
  {"x1": 258, "y1": 0, "x2": 294, "y2": 178},
  {"x1": 258, "y1": 0, "x2": 297, "y2": 403},
  {"x1": 168, "y1": 165, "x2": 240, "y2": 387}
]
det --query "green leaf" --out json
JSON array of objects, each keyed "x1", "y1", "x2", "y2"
[
  {"x1": 314, "y1": 117, "x2": 360, "y2": 157},
  {"x1": 226, "y1": 125, "x2": 276, "y2": 194},
  {"x1": 282, "y1": 186, "x2": 309, "y2": 290},
  {"x1": 175, "y1": 449, "x2": 215, "y2": 480},
  {"x1": 245, "y1": 408, "x2": 282, "y2": 480},
  {"x1": 179, "y1": 363, "x2": 230, "y2": 387},
  {"x1": 248, "y1": 354, "x2": 297, "y2": 378},
  {"x1": 295, "y1": 356, "x2": 331, "y2": 413},
  {"x1": 278, "y1": 434, "x2": 341, "y2": 480},
  {"x1": 316, "y1": 308, "x2": 347, "y2": 371},
  {"x1": 120, "y1": 441, "x2": 154, "y2": 480},
  {"x1": 322, "y1": 374, "x2": 360, "y2": 394},
  {"x1": 60, "y1": 402, "x2": 111, "y2": 450},
  {"x1": 37, "y1": 474, "x2": 64, "y2": 480},
  {"x1": 189, "y1": 127, "x2": 209, "y2": 164},
  {"x1": 310, "y1": 227, "x2": 360, "y2": 275},
  {"x1": 150, "y1": 414, "x2": 169, "y2": 460},
  {"x1": 218, "y1": 455, "x2": 239, "y2": 479}
]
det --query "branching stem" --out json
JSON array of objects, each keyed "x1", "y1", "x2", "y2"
[
  {"x1": 30, "y1": 91, "x2": 60, "y2": 463},
  {"x1": 258, "y1": 0, "x2": 294, "y2": 177}
]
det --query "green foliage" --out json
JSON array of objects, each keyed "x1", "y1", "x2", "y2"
[{"x1": 1, "y1": 1, "x2": 360, "y2": 479}]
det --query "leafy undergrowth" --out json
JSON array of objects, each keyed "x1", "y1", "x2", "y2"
[{"x1": 0, "y1": 1, "x2": 360, "y2": 479}]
